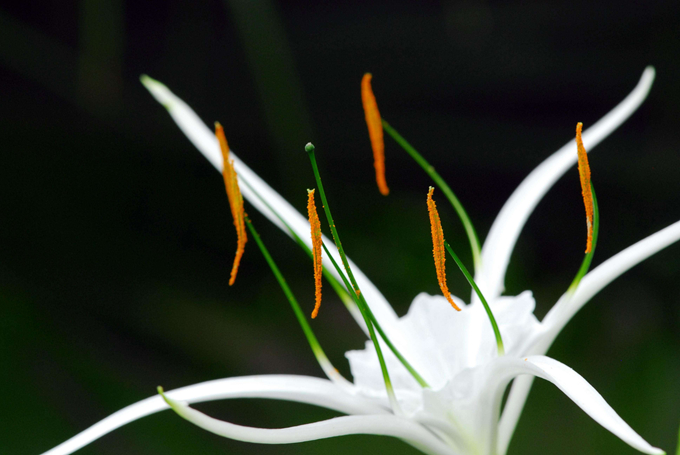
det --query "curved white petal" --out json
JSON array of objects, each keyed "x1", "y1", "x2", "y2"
[
  {"x1": 543, "y1": 218, "x2": 680, "y2": 338},
  {"x1": 476, "y1": 67, "x2": 656, "y2": 301},
  {"x1": 498, "y1": 220, "x2": 680, "y2": 455},
  {"x1": 489, "y1": 356, "x2": 664, "y2": 455},
  {"x1": 40, "y1": 375, "x2": 386, "y2": 455},
  {"x1": 162, "y1": 393, "x2": 457, "y2": 455},
  {"x1": 141, "y1": 76, "x2": 405, "y2": 339}
]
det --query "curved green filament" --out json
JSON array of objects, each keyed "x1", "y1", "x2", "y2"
[
  {"x1": 305, "y1": 142, "x2": 400, "y2": 412},
  {"x1": 444, "y1": 241, "x2": 504, "y2": 356},
  {"x1": 382, "y1": 119, "x2": 482, "y2": 273},
  {"x1": 567, "y1": 183, "x2": 600, "y2": 293},
  {"x1": 322, "y1": 243, "x2": 430, "y2": 388},
  {"x1": 243, "y1": 216, "x2": 343, "y2": 380}
]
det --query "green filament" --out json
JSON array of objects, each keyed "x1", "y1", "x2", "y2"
[
  {"x1": 382, "y1": 119, "x2": 482, "y2": 273},
  {"x1": 239, "y1": 171, "x2": 427, "y2": 387},
  {"x1": 243, "y1": 215, "x2": 340, "y2": 377},
  {"x1": 567, "y1": 184, "x2": 600, "y2": 294},
  {"x1": 321, "y1": 243, "x2": 430, "y2": 388},
  {"x1": 305, "y1": 142, "x2": 400, "y2": 411},
  {"x1": 444, "y1": 241, "x2": 504, "y2": 356}
]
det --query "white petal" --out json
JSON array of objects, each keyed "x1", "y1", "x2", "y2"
[
  {"x1": 346, "y1": 292, "x2": 542, "y2": 400},
  {"x1": 141, "y1": 76, "x2": 404, "y2": 339},
  {"x1": 476, "y1": 67, "x2": 656, "y2": 301},
  {"x1": 40, "y1": 375, "x2": 385, "y2": 455},
  {"x1": 490, "y1": 356, "x2": 664, "y2": 455},
  {"x1": 162, "y1": 393, "x2": 457, "y2": 455},
  {"x1": 543, "y1": 218, "x2": 680, "y2": 339},
  {"x1": 496, "y1": 218, "x2": 677, "y2": 435},
  {"x1": 498, "y1": 220, "x2": 680, "y2": 455},
  {"x1": 496, "y1": 375, "x2": 535, "y2": 455}
]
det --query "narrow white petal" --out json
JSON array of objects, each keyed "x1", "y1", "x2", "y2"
[
  {"x1": 490, "y1": 356, "x2": 664, "y2": 455},
  {"x1": 476, "y1": 67, "x2": 656, "y2": 301},
  {"x1": 500, "y1": 221, "x2": 680, "y2": 453},
  {"x1": 543, "y1": 219, "x2": 680, "y2": 338},
  {"x1": 498, "y1": 222, "x2": 680, "y2": 455},
  {"x1": 141, "y1": 76, "x2": 404, "y2": 338},
  {"x1": 40, "y1": 375, "x2": 385, "y2": 455},
  {"x1": 162, "y1": 393, "x2": 457, "y2": 455},
  {"x1": 497, "y1": 375, "x2": 535, "y2": 455}
]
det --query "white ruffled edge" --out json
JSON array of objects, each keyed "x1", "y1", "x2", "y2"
[
  {"x1": 40, "y1": 375, "x2": 387, "y2": 455},
  {"x1": 476, "y1": 67, "x2": 656, "y2": 302}
]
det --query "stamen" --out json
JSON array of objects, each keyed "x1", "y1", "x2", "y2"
[
  {"x1": 306, "y1": 142, "x2": 402, "y2": 413},
  {"x1": 307, "y1": 189, "x2": 323, "y2": 319},
  {"x1": 576, "y1": 122, "x2": 594, "y2": 253},
  {"x1": 215, "y1": 122, "x2": 247, "y2": 285},
  {"x1": 427, "y1": 187, "x2": 461, "y2": 311},
  {"x1": 361, "y1": 73, "x2": 389, "y2": 196}
]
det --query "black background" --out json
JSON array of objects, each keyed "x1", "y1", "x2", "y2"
[{"x1": 1, "y1": 1, "x2": 679, "y2": 454}]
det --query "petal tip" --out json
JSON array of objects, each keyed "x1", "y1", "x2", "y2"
[
  {"x1": 637, "y1": 66, "x2": 656, "y2": 97},
  {"x1": 140, "y1": 75, "x2": 174, "y2": 109}
]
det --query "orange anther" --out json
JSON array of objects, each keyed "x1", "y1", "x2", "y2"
[
  {"x1": 575, "y1": 122, "x2": 594, "y2": 254},
  {"x1": 361, "y1": 73, "x2": 389, "y2": 196},
  {"x1": 216, "y1": 122, "x2": 247, "y2": 285},
  {"x1": 307, "y1": 189, "x2": 323, "y2": 319},
  {"x1": 427, "y1": 187, "x2": 461, "y2": 311}
]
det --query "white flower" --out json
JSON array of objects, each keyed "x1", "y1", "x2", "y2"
[{"x1": 41, "y1": 67, "x2": 678, "y2": 455}]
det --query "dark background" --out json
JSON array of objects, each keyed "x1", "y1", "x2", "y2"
[{"x1": 1, "y1": 1, "x2": 679, "y2": 454}]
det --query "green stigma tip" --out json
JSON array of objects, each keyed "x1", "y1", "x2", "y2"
[
  {"x1": 305, "y1": 143, "x2": 315, "y2": 153},
  {"x1": 157, "y1": 386, "x2": 164, "y2": 395}
]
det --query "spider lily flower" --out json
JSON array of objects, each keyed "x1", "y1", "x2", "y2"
[{"x1": 40, "y1": 67, "x2": 677, "y2": 455}]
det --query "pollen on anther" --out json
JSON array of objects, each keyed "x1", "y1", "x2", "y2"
[
  {"x1": 427, "y1": 187, "x2": 461, "y2": 311},
  {"x1": 361, "y1": 73, "x2": 389, "y2": 196},
  {"x1": 216, "y1": 122, "x2": 247, "y2": 285},
  {"x1": 575, "y1": 122, "x2": 594, "y2": 254},
  {"x1": 307, "y1": 189, "x2": 323, "y2": 319}
]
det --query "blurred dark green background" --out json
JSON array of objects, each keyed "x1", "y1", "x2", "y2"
[{"x1": 1, "y1": 1, "x2": 679, "y2": 454}]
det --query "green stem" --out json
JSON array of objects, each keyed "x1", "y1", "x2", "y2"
[
  {"x1": 322, "y1": 243, "x2": 430, "y2": 388},
  {"x1": 382, "y1": 119, "x2": 482, "y2": 273},
  {"x1": 567, "y1": 184, "x2": 600, "y2": 293},
  {"x1": 444, "y1": 241, "x2": 504, "y2": 356},
  {"x1": 305, "y1": 142, "x2": 400, "y2": 411},
  {"x1": 244, "y1": 216, "x2": 340, "y2": 378}
]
